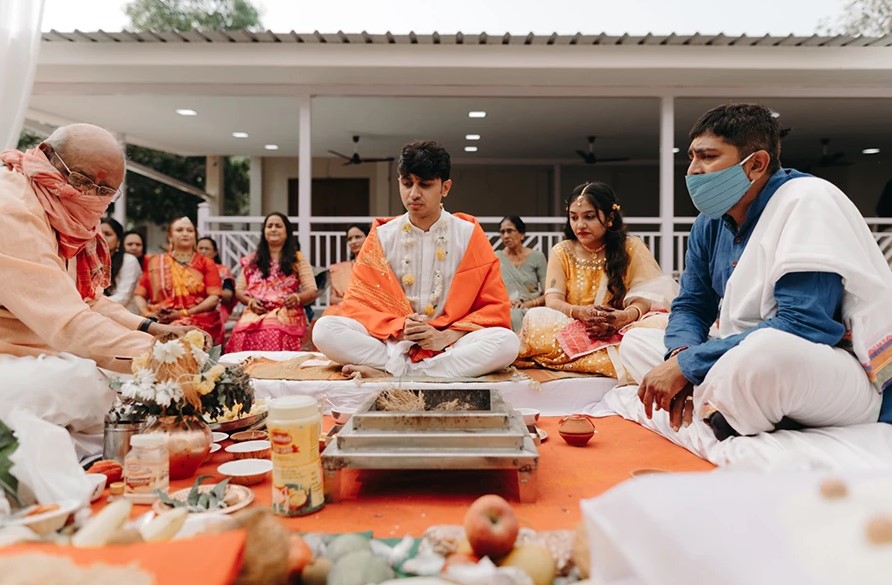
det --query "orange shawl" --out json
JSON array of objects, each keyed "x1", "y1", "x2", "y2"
[{"x1": 326, "y1": 213, "x2": 511, "y2": 340}]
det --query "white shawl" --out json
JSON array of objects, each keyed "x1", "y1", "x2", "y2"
[{"x1": 720, "y1": 176, "x2": 892, "y2": 392}]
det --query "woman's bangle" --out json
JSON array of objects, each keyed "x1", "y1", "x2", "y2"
[
  {"x1": 627, "y1": 305, "x2": 642, "y2": 322},
  {"x1": 137, "y1": 318, "x2": 155, "y2": 333}
]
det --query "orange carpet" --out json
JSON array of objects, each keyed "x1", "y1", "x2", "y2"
[{"x1": 177, "y1": 415, "x2": 714, "y2": 537}]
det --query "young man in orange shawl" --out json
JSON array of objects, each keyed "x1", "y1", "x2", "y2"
[{"x1": 314, "y1": 140, "x2": 519, "y2": 378}]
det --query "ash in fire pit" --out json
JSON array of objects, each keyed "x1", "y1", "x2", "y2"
[{"x1": 374, "y1": 388, "x2": 490, "y2": 412}]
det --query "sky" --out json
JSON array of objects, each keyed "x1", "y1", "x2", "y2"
[{"x1": 40, "y1": 0, "x2": 849, "y2": 37}]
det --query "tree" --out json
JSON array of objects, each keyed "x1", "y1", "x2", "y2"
[
  {"x1": 120, "y1": 0, "x2": 261, "y2": 224},
  {"x1": 819, "y1": 0, "x2": 892, "y2": 36},
  {"x1": 124, "y1": 0, "x2": 262, "y2": 32}
]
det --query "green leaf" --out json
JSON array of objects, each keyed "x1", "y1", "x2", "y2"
[
  {"x1": 210, "y1": 477, "x2": 230, "y2": 505},
  {"x1": 187, "y1": 475, "x2": 213, "y2": 506},
  {"x1": 208, "y1": 345, "x2": 222, "y2": 363},
  {"x1": 0, "y1": 421, "x2": 19, "y2": 504}
]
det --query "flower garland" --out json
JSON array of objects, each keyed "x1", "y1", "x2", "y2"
[{"x1": 399, "y1": 219, "x2": 448, "y2": 317}]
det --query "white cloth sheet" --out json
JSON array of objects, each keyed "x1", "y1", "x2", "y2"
[
  {"x1": 580, "y1": 470, "x2": 892, "y2": 585},
  {"x1": 589, "y1": 384, "x2": 892, "y2": 470},
  {"x1": 221, "y1": 351, "x2": 616, "y2": 415},
  {"x1": 0, "y1": 353, "x2": 114, "y2": 460}
]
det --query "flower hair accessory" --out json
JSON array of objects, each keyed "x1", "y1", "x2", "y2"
[{"x1": 611, "y1": 203, "x2": 621, "y2": 211}]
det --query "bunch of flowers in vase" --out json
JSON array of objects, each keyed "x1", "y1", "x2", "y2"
[{"x1": 111, "y1": 330, "x2": 254, "y2": 480}]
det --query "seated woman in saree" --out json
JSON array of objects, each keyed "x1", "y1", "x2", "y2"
[
  {"x1": 133, "y1": 217, "x2": 224, "y2": 345},
  {"x1": 494, "y1": 215, "x2": 547, "y2": 332},
  {"x1": 515, "y1": 182, "x2": 678, "y2": 377},
  {"x1": 197, "y1": 236, "x2": 237, "y2": 326},
  {"x1": 100, "y1": 217, "x2": 142, "y2": 313},
  {"x1": 327, "y1": 223, "x2": 370, "y2": 305},
  {"x1": 225, "y1": 212, "x2": 318, "y2": 353}
]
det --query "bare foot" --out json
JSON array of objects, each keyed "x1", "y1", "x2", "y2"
[{"x1": 341, "y1": 364, "x2": 388, "y2": 379}]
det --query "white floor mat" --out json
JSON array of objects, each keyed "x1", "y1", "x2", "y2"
[
  {"x1": 222, "y1": 351, "x2": 616, "y2": 416},
  {"x1": 588, "y1": 384, "x2": 892, "y2": 470}
]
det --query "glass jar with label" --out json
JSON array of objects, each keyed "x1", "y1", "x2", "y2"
[
  {"x1": 268, "y1": 395, "x2": 325, "y2": 516},
  {"x1": 124, "y1": 433, "x2": 169, "y2": 504}
]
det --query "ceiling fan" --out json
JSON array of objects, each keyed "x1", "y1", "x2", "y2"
[
  {"x1": 328, "y1": 135, "x2": 395, "y2": 166},
  {"x1": 575, "y1": 135, "x2": 630, "y2": 165},
  {"x1": 813, "y1": 138, "x2": 852, "y2": 168}
]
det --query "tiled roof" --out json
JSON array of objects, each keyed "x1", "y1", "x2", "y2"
[{"x1": 40, "y1": 30, "x2": 892, "y2": 47}]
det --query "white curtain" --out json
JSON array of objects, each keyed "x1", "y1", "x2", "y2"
[{"x1": 0, "y1": 0, "x2": 45, "y2": 150}]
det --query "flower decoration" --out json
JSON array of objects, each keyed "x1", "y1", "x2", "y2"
[
  {"x1": 399, "y1": 219, "x2": 448, "y2": 316},
  {"x1": 111, "y1": 331, "x2": 253, "y2": 422}
]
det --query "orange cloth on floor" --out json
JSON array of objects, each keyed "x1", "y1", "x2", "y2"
[
  {"x1": 156, "y1": 416, "x2": 714, "y2": 538},
  {"x1": 325, "y1": 212, "x2": 511, "y2": 338},
  {"x1": 0, "y1": 529, "x2": 247, "y2": 585}
]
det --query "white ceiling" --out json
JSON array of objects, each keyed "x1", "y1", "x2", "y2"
[
  {"x1": 28, "y1": 94, "x2": 892, "y2": 167},
  {"x1": 26, "y1": 33, "x2": 892, "y2": 167}
]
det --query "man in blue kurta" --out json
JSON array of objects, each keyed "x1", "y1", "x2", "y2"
[{"x1": 620, "y1": 103, "x2": 892, "y2": 440}]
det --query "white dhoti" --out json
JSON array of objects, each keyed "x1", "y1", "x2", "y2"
[
  {"x1": 620, "y1": 327, "x2": 881, "y2": 435},
  {"x1": 0, "y1": 353, "x2": 115, "y2": 460},
  {"x1": 313, "y1": 315, "x2": 520, "y2": 378}
]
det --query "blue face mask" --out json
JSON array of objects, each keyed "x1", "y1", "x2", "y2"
[{"x1": 685, "y1": 153, "x2": 755, "y2": 220}]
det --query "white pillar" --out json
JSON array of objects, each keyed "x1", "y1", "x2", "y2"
[
  {"x1": 249, "y1": 156, "x2": 263, "y2": 216},
  {"x1": 297, "y1": 95, "x2": 312, "y2": 256},
  {"x1": 197, "y1": 202, "x2": 210, "y2": 239},
  {"x1": 659, "y1": 96, "x2": 675, "y2": 275}
]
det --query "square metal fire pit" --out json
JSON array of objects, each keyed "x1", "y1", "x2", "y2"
[{"x1": 321, "y1": 388, "x2": 539, "y2": 502}]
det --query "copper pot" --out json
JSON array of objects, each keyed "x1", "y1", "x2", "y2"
[{"x1": 558, "y1": 414, "x2": 596, "y2": 447}]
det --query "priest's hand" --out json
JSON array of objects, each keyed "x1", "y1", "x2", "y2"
[
  {"x1": 637, "y1": 354, "x2": 691, "y2": 420},
  {"x1": 149, "y1": 323, "x2": 212, "y2": 347}
]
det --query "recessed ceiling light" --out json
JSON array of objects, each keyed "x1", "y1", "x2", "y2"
[
  {"x1": 771, "y1": 111, "x2": 781, "y2": 118},
  {"x1": 176, "y1": 109, "x2": 197, "y2": 116},
  {"x1": 464, "y1": 146, "x2": 478, "y2": 152},
  {"x1": 264, "y1": 144, "x2": 279, "y2": 150},
  {"x1": 862, "y1": 148, "x2": 880, "y2": 155},
  {"x1": 468, "y1": 111, "x2": 487, "y2": 118},
  {"x1": 672, "y1": 147, "x2": 680, "y2": 154},
  {"x1": 232, "y1": 131, "x2": 249, "y2": 138},
  {"x1": 465, "y1": 134, "x2": 481, "y2": 140}
]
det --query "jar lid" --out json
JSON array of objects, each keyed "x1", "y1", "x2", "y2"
[
  {"x1": 130, "y1": 433, "x2": 166, "y2": 448},
  {"x1": 269, "y1": 395, "x2": 318, "y2": 419}
]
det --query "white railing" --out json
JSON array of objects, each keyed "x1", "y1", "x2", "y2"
[{"x1": 197, "y1": 204, "x2": 892, "y2": 308}]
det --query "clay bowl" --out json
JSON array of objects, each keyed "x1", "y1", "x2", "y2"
[
  {"x1": 331, "y1": 407, "x2": 356, "y2": 425},
  {"x1": 516, "y1": 408, "x2": 541, "y2": 427},
  {"x1": 217, "y1": 459, "x2": 273, "y2": 486},
  {"x1": 230, "y1": 430, "x2": 268, "y2": 443},
  {"x1": 225, "y1": 440, "x2": 271, "y2": 460}
]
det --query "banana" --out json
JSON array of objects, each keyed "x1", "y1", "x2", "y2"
[
  {"x1": 71, "y1": 499, "x2": 133, "y2": 547},
  {"x1": 139, "y1": 508, "x2": 189, "y2": 543}
]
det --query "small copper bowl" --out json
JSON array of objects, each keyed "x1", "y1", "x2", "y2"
[{"x1": 230, "y1": 430, "x2": 268, "y2": 443}]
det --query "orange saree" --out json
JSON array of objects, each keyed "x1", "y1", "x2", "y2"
[
  {"x1": 134, "y1": 253, "x2": 224, "y2": 344},
  {"x1": 325, "y1": 213, "x2": 511, "y2": 341}
]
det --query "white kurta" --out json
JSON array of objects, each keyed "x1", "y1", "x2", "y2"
[
  {"x1": 313, "y1": 211, "x2": 519, "y2": 377},
  {"x1": 619, "y1": 176, "x2": 890, "y2": 435}
]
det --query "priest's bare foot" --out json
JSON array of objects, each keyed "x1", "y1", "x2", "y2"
[{"x1": 342, "y1": 364, "x2": 388, "y2": 378}]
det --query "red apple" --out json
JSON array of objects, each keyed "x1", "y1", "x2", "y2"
[{"x1": 463, "y1": 494, "x2": 519, "y2": 559}]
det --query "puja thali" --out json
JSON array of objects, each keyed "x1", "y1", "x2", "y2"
[{"x1": 206, "y1": 411, "x2": 267, "y2": 433}]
